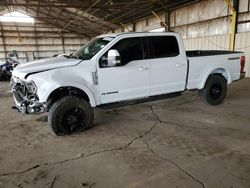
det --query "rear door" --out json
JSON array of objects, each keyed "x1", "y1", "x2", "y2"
[{"x1": 147, "y1": 35, "x2": 187, "y2": 96}]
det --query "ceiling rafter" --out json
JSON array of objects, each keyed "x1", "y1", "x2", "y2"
[
  {"x1": 1, "y1": 0, "x2": 201, "y2": 37},
  {"x1": 25, "y1": 7, "x2": 98, "y2": 36},
  {"x1": 41, "y1": 8, "x2": 106, "y2": 35}
]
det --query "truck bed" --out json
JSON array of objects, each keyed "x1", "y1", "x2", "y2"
[
  {"x1": 186, "y1": 51, "x2": 243, "y2": 90},
  {"x1": 186, "y1": 50, "x2": 242, "y2": 57}
]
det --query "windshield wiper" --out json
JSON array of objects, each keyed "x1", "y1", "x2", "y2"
[{"x1": 64, "y1": 53, "x2": 79, "y2": 59}]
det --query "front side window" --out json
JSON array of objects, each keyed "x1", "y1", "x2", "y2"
[
  {"x1": 148, "y1": 36, "x2": 179, "y2": 58},
  {"x1": 73, "y1": 37, "x2": 114, "y2": 60},
  {"x1": 100, "y1": 37, "x2": 144, "y2": 67}
]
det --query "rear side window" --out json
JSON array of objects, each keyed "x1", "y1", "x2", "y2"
[{"x1": 148, "y1": 36, "x2": 179, "y2": 58}]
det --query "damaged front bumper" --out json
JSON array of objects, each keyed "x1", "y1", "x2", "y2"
[
  {"x1": 12, "y1": 100, "x2": 46, "y2": 114},
  {"x1": 11, "y1": 77, "x2": 47, "y2": 114}
]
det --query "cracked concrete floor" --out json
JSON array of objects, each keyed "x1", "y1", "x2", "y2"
[{"x1": 0, "y1": 79, "x2": 250, "y2": 188}]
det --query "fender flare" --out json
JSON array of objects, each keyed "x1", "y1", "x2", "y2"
[
  {"x1": 47, "y1": 82, "x2": 98, "y2": 107},
  {"x1": 200, "y1": 67, "x2": 231, "y2": 89}
]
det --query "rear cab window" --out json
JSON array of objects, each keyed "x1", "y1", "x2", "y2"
[{"x1": 148, "y1": 36, "x2": 180, "y2": 58}]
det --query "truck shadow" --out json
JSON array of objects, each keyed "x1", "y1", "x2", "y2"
[
  {"x1": 34, "y1": 109, "x2": 119, "y2": 129},
  {"x1": 36, "y1": 115, "x2": 48, "y2": 122}
]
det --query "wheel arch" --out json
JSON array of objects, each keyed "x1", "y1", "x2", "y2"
[
  {"x1": 200, "y1": 68, "x2": 231, "y2": 89},
  {"x1": 47, "y1": 86, "x2": 96, "y2": 110}
]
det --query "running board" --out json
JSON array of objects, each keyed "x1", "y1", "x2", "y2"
[{"x1": 97, "y1": 92, "x2": 182, "y2": 109}]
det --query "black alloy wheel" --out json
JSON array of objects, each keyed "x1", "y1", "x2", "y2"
[{"x1": 61, "y1": 107, "x2": 86, "y2": 133}]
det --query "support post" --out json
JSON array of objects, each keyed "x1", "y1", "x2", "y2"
[
  {"x1": 226, "y1": 0, "x2": 239, "y2": 51},
  {"x1": 62, "y1": 33, "x2": 65, "y2": 54},
  {"x1": 132, "y1": 23, "x2": 136, "y2": 32},
  {"x1": 165, "y1": 9, "x2": 170, "y2": 31},
  {"x1": 34, "y1": 23, "x2": 39, "y2": 59}
]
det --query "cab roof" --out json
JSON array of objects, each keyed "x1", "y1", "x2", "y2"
[{"x1": 97, "y1": 32, "x2": 177, "y2": 39}]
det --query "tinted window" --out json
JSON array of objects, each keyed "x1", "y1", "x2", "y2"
[
  {"x1": 110, "y1": 37, "x2": 143, "y2": 66},
  {"x1": 148, "y1": 36, "x2": 179, "y2": 58}
]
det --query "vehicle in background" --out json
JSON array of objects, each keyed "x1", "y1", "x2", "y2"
[
  {"x1": 52, "y1": 53, "x2": 68, "y2": 58},
  {"x1": 0, "y1": 56, "x2": 19, "y2": 81},
  {"x1": 11, "y1": 32, "x2": 245, "y2": 135}
]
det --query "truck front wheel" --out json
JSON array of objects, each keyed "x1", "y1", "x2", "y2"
[
  {"x1": 199, "y1": 74, "x2": 227, "y2": 105},
  {"x1": 48, "y1": 96, "x2": 94, "y2": 135}
]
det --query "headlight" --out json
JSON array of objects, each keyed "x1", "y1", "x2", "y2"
[
  {"x1": 10, "y1": 77, "x2": 14, "y2": 88},
  {"x1": 26, "y1": 81, "x2": 37, "y2": 95}
]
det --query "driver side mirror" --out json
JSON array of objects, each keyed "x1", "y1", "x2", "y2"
[{"x1": 107, "y1": 49, "x2": 121, "y2": 67}]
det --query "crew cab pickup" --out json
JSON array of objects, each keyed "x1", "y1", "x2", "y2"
[{"x1": 11, "y1": 32, "x2": 246, "y2": 135}]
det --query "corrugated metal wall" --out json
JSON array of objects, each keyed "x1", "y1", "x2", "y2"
[
  {"x1": 183, "y1": 35, "x2": 230, "y2": 51},
  {"x1": 174, "y1": 0, "x2": 250, "y2": 77},
  {"x1": 0, "y1": 21, "x2": 89, "y2": 63}
]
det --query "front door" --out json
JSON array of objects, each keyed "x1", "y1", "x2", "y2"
[{"x1": 98, "y1": 37, "x2": 150, "y2": 104}]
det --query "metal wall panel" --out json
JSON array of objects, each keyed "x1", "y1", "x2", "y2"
[
  {"x1": 170, "y1": 0, "x2": 250, "y2": 37},
  {"x1": 171, "y1": 0, "x2": 228, "y2": 27},
  {"x1": 183, "y1": 35, "x2": 230, "y2": 50},
  {"x1": 135, "y1": 20, "x2": 147, "y2": 32},
  {"x1": 238, "y1": 12, "x2": 250, "y2": 32},
  {"x1": 148, "y1": 13, "x2": 165, "y2": 26},
  {"x1": 0, "y1": 21, "x2": 88, "y2": 62},
  {"x1": 239, "y1": 0, "x2": 249, "y2": 12},
  {"x1": 235, "y1": 32, "x2": 250, "y2": 77}
]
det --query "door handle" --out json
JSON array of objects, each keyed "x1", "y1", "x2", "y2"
[
  {"x1": 138, "y1": 67, "x2": 150, "y2": 71},
  {"x1": 138, "y1": 67, "x2": 144, "y2": 71},
  {"x1": 176, "y1": 63, "x2": 185, "y2": 67}
]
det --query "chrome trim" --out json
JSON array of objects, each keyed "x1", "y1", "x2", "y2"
[{"x1": 228, "y1": 57, "x2": 240, "y2": 61}]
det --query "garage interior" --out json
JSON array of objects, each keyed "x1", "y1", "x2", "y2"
[{"x1": 0, "y1": 0, "x2": 250, "y2": 187}]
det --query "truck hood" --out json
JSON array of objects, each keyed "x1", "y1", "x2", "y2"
[{"x1": 13, "y1": 56, "x2": 80, "y2": 79}]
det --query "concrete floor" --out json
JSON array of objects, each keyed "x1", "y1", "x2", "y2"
[{"x1": 0, "y1": 79, "x2": 250, "y2": 188}]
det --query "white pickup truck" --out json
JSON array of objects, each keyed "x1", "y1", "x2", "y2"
[{"x1": 11, "y1": 32, "x2": 246, "y2": 135}]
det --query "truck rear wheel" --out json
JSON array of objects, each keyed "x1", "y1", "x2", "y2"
[
  {"x1": 199, "y1": 74, "x2": 227, "y2": 105},
  {"x1": 48, "y1": 96, "x2": 94, "y2": 135}
]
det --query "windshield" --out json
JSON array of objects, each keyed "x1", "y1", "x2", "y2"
[{"x1": 73, "y1": 37, "x2": 114, "y2": 60}]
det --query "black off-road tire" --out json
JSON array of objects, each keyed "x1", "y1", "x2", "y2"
[
  {"x1": 199, "y1": 74, "x2": 227, "y2": 105},
  {"x1": 48, "y1": 96, "x2": 94, "y2": 136}
]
